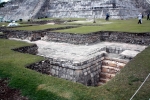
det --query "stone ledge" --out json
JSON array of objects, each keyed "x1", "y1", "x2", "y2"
[{"x1": 12, "y1": 44, "x2": 38, "y2": 55}]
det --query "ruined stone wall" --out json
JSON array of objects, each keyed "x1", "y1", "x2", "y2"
[
  {"x1": 12, "y1": 44, "x2": 38, "y2": 55},
  {"x1": 26, "y1": 53, "x2": 106, "y2": 86},
  {"x1": 2, "y1": 26, "x2": 150, "y2": 45},
  {"x1": 0, "y1": 34, "x2": 7, "y2": 39},
  {"x1": 44, "y1": 31, "x2": 150, "y2": 45},
  {"x1": 45, "y1": 32, "x2": 101, "y2": 45},
  {"x1": 0, "y1": 26, "x2": 79, "y2": 41},
  {"x1": 99, "y1": 31, "x2": 150, "y2": 45}
]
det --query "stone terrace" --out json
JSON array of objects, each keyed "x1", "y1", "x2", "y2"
[{"x1": 10, "y1": 38, "x2": 147, "y2": 86}]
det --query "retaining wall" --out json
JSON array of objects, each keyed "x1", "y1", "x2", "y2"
[
  {"x1": 12, "y1": 44, "x2": 38, "y2": 55},
  {"x1": 1, "y1": 27, "x2": 150, "y2": 45},
  {"x1": 0, "y1": 26, "x2": 79, "y2": 41},
  {"x1": 43, "y1": 31, "x2": 150, "y2": 45},
  {"x1": 26, "y1": 52, "x2": 107, "y2": 86}
]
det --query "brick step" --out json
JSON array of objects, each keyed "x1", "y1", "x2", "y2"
[
  {"x1": 99, "y1": 78, "x2": 110, "y2": 83},
  {"x1": 102, "y1": 60, "x2": 126, "y2": 69},
  {"x1": 100, "y1": 72, "x2": 116, "y2": 79},
  {"x1": 101, "y1": 65, "x2": 120, "y2": 74}
]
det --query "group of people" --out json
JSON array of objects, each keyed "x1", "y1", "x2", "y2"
[{"x1": 138, "y1": 13, "x2": 150, "y2": 24}]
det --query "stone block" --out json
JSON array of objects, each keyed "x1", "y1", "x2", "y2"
[{"x1": 117, "y1": 63, "x2": 125, "y2": 69}]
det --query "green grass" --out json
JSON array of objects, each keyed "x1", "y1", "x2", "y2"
[
  {"x1": 0, "y1": 38, "x2": 150, "y2": 100},
  {"x1": 10, "y1": 24, "x2": 69, "y2": 31},
  {"x1": 56, "y1": 19, "x2": 150, "y2": 33},
  {"x1": 0, "y1": 22, "x2": 8, "y2": 26},
  {"x1": 8, "y1": 18, "x2": 150, "y2": 33}
]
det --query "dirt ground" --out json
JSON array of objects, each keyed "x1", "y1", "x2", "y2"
[{"x1": 0, "y1": 78, "x2": 29, "y2": 100}]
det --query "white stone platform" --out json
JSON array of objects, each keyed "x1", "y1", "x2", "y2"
[{"x1": 9, "y1": 38, "x2": 147, "y2": 62}]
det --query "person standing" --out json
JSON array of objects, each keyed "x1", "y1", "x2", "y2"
[
  {"x1": 138, "y1": 13, "x2": 142, "y2": 24},
  {"x1": 147, "y1": 13, "x2": 150, "y2": 20}
]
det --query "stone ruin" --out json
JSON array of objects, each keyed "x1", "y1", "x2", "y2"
[
  {"x1": 43, "y1": 0, "x2": 139, "y2": 19},
  {"x1": 0, "y1": 0, "x2": 140, "y2": 21},
  {"x1": 6, "y1": 28, "x2": 148, "y2": 86}
]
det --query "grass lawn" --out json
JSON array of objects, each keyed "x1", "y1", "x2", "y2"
[
  {"x1": 56, "y1": 18, "x2": 150, "y2": 33},
  {"x1": 0, "y1": 22, "x2": 8, "y2": 26},
  {"x1": 0, "y1": 38, "x2": 150, "y2": 100},
  {"x1": 10, "y1": 24, "x2": 70, "y2": 31},
  {"x1": 5, "y1": 18, "x2": 150, "y2": 33}
]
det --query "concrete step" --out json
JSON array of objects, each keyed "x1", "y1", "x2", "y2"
[
  {"x1": 101, "y1": 65, "x2": 120, "y2": 74},
  {"x1": 100, "y1": 72, "x2": 116, "y2": 79}
]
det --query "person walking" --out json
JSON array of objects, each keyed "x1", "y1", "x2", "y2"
[
  {"x1": 105, "y1": 13, "x2": 110, "y2": 21},
  {"x1": 147, "y1": 13, "x2": 150, "y2": 20},
  {"x1": 138, "y1": 13, "x2": 142, "y2": 24}
]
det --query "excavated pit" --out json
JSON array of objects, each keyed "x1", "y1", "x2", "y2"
[{"x1": 10, "y1": 38, "x2": 147, "y2": 86}]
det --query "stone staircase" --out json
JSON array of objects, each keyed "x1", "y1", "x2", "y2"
[
  {"x1": 31, "y1": 0, "x2": 46, "y2": 19},
  {"x1": 98, "y1": 58, "x2": 127, "y2": 86}
]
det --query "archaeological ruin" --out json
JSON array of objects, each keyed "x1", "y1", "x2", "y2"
[
  {"x1": 1, "y1": 26, "x2": 148, "y2": 86},
  {"x1": 0, "y1": 0, "x2": 149, "y2": 86},
  {"x1": 0, "y1": 0, "x2": 140, "y2": 21}
]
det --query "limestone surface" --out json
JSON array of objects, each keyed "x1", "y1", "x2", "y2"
[
  {"x1": 0, "y1": 0, "x2": 140, "y2": 21},
  {"x1": 10, "y1": 38, "x2": 147, "y2": 63}
]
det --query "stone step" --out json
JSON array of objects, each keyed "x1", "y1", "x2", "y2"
[
  {"x1": 117, "y1": 62, "x2": 126, "y2": 69},
  {"x1": 99, "y1": 78, "x2": 110, "y2": 83},
  {"x1": 102, "y1": 60, "x2": 117, "y2": 67},
  {"x1": 102, "y1": 60, "x2": 126, "y2": 69},
  {"x1": 104, "y1": 57, "x2": 129, "y2": 64},
  {"x1": 100, "y1": 72, "x2": 116, "y2": 79},
  {"x1": 101, "y1": 66, "x2": 120, "y2": 74}
]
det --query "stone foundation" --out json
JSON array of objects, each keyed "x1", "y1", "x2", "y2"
[
  {"x1": 26, "y1": 53, "x2": 106, "y2": 86},
  {"x1": 12, "y1": 44, "x2": 38, "y2": 55},
  {"x1": 0, "y1": 34, "x2": 7, "y2": 39},
  {"x1": 9, "y1": 30, "x2": 149, "y2": 86},
  {"x1": 43, "y1": 31, "x2": 150, "y2": 45},
  {"x1": 24, "y1": 44, "x2": 140, "y2": 86},
  {"x1": 2, "y1": 26, "x2": 150, "y2": 46}
]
